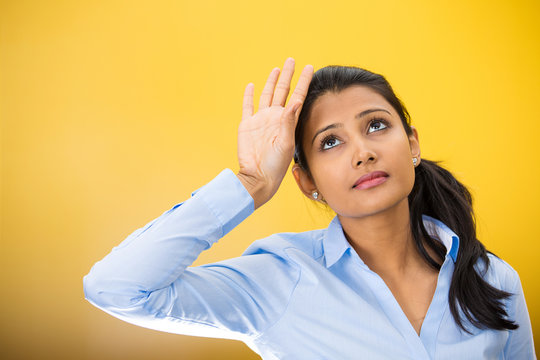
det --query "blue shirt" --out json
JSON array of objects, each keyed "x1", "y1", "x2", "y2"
[{"x1": 83, "y1": 168, "x2": 536, "y2": 359}]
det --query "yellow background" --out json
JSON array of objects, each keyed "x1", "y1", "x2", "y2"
[{"x1": 1, "y1": 0, "x2": 538, "y2": 358}]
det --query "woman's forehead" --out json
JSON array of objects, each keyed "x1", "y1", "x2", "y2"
[{"x1": 307, "y1": 86, "x2": 397, "y2": 127}]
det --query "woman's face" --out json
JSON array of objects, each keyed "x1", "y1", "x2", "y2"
[{"x1": 292, "y1": 85, "x2": 421, "y2": 219}]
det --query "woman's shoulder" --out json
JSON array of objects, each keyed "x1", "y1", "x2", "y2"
[
  {"x1": 476, "y1": 251, "x2": 521, "y2": 293},
  {"x1": 241, "y1": 227, "x2": 327, "y2": 264}
]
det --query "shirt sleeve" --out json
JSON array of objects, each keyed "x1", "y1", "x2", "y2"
[
  {"x1": 503, "y1": 272, "x2": 536, "y2": 359},
  {"x1": 82, "y1": 168, "x2": 300, "y2": 341}
]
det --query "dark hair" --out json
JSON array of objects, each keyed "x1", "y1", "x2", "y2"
[{"x1": 293, "y1": 65, "x2": 518, "y2": 333}]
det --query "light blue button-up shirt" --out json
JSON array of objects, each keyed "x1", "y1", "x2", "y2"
[{"x1": 83, "y1": 169, "x2": 536, "y2": 359}]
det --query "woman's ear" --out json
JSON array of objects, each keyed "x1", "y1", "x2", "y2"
[
  {"x1": 291, "y1": 164, "x2": 317, "y2": 199},
  {"x1": 408, "y1": 126, "x2": 421, "y2": 165}
]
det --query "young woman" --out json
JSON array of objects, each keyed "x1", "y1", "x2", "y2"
[{"x1": 83, "y1": 58, "x2": 535, "y2": 359}]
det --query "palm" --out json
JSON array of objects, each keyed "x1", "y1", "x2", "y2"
[
  {"x1": 238, "y1": 105, "x2": 289, "y2": 182},
  {"x1": 237, "y1": 59, "x2": 313, "y2": 203}
]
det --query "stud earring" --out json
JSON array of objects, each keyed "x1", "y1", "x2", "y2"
[
  {"x1": 413, "y1": 157, "x2": 418, "y2": 166},
  {"x1": 312, "y1": 191, "x2": 319, "y2": 200}
]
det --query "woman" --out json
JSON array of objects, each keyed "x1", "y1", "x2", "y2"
[{"x1": 83, "y1": 58, "x2": 535, "y2": 359}]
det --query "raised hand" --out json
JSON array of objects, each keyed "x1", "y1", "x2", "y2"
[{"x1": 237, "y1": 58, "x2": 314, "y2": 210}]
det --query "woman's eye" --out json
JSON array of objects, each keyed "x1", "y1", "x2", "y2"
[
  {"x1": 321, "y1": 137, "x2": 342, "y2": 150},
  {"x1": 368, "y1": 119, "x2": 388, "y2": 133}
]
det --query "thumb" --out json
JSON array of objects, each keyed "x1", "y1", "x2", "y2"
[
  {"x1": 279, "y1": 101, "x2": 303, "y2": 149},
  {"x1": 283, "y1": 101, "x2": 303, "y2": 128}
]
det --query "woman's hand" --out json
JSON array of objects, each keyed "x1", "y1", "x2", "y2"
[{"x1": 237, "y1": 58, "x2": 314, "y2": 210}]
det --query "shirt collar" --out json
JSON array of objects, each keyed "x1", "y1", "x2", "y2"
[
  {"x1": 323, "y1": 217, "x2": 352, "y2": 268},
  {"x1": 323, "y1": 214, "x2": 460, "y2": 268}
]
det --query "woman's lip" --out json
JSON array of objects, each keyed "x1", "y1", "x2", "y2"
[
  {"x1": 353, "y1": 171, "x2": 389, "y2": 189},
  {"x1": 353, "y1": 176, "x2": 388, "y2": 190}
]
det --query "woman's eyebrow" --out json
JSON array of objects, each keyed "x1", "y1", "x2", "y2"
[
  {"x1": 356, "y1": 108, "x2": 391, "y2": 118},
  {"x1": 310, "y1": 108, "x2": 391, "y2": 146},
  {"x1": 311, "y1": 123, "x2": 343, "y2": 146}
]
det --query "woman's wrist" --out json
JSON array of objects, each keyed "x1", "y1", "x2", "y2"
[{"x1": 235, "y1": 173, "x2": 270, "y2": 211}]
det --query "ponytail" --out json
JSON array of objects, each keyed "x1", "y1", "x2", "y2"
[{"x1": 409, "y1": 159, "x2": 518, "y2": 333}]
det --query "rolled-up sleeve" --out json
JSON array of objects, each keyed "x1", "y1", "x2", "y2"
[{"x1": 83, "y1": 169, "x2": 299, "y2": 340}]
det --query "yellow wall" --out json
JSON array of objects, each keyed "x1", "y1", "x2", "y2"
[{"x1": 1, "y1": 0, "x2": 538, "y2": 358}]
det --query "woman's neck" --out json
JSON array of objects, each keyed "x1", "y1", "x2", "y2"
[{"x1": 337, "y1": 198, "x2": 429, "y2": 278}]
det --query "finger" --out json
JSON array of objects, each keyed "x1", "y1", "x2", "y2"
[
  {"x1": 271, "y1": 57, "x2": 295, "y2": 107},
  {"x1": 281, "y1": 100, "x2": 302, "y2": 133},
  {"x1": 241, "y1": 83, "x2": 254, "y2": 123},
  {"x1": 288, "y1": 64, "x2": 314, "y2": 111},
  {"x1": 279, "y1": 100, "x2": 303, "y2": 147},
  {"x1": 259, "y1": 67, "x2": 280, "y2": 109}
]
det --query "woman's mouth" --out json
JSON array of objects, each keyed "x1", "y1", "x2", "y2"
[{"x1": 352, "y1": 171, "x2": 389, "y2": 190}]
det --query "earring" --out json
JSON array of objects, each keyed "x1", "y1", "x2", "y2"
[
  {"x1": 413, "y1": 157, "x2": 418, "y2": 166},
  {"x1": 312, "y1": 191, "x2": 319, "y2": 200}
]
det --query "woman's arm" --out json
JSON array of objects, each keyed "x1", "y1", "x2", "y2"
[
  {"x1": 83, "y1": 168, "x2": 300, "y2": 339},
  {"x1": 503, "y1": 273, "x2": 536, "y2": 358},
  {"x1": 83, "y1": 58, "x2": 314, "y2": 340}
]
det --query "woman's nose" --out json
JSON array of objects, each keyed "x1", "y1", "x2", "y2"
[{"x1": 351, "y1": 140, "x2": 377, "y2": 168}]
